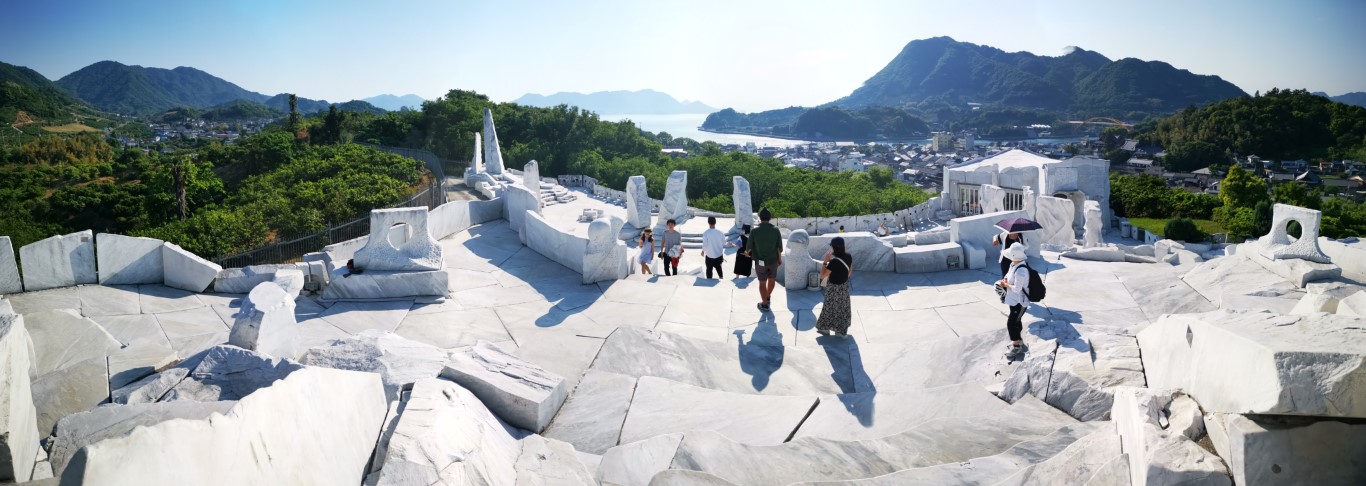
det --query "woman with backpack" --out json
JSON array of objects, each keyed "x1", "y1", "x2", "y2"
[
  {"x1": 997, "y1": 243, "x2": 1030, "y2": 359},
  {"x1": 815, "y1": 237, "x2": 854, "y2": 337}
]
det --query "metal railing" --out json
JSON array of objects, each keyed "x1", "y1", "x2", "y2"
[{"x1": 212, "y1": 148, "x2": 447, "y2": 267}]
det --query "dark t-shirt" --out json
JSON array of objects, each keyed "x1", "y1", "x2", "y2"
[
  {"x1": 825, "y1": 253, "x2": 853, "y2": 285},
  {"x1": 747, "y1": 223, "x2": 782, "y2": 264}
]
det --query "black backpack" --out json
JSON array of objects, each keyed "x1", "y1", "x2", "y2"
[{"x1": 1021, "y1": 263, "x2": 1046, "y2": 302}]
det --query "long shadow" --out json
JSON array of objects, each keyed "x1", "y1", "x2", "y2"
[
  {"x1": 819, "y1": 336, "x2": 876, "y2": 427},
  {"x1": 458, "y1": 221, "x2": 607, "y2": 330},
  {"x1": 734, "y1": 317, "x2": 785, "y2": 392}
]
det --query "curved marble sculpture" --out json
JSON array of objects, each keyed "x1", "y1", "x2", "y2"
[{"x1": 353, "y1": 207, "x2": 444, "y2": 271}]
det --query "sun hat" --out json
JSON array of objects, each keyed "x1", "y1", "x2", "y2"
[{"x1": 1002, "y1": 242, "x2": 1027, "y2": 262}]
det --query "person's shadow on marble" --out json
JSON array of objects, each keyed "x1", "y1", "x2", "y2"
[{"x1": 734, "y1": 318, "x2": 785, "y2": 392}]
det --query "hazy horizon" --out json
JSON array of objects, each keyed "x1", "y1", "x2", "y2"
[{"x1": 3, "y1": 0, "x2": 1364, "y2": 112}]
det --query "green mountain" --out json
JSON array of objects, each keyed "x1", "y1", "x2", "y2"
[
  {"x1": 836, "y1": 37, "x2": 1244, "y2": 114},
  {"x1": 0, "y1": 60, "x2": 89, "y2": 121},
  {"x1": 198, "y1": 99, "x2": 282, "y2": 121},
  {"x1": 333, "y1": 100, "x2": 386, "y2": 115},
  {"x1": 56, "y1": 61, "x2": 270, "y2": 115},
  {"x1": 705, "y1": 38, "x2": 1248, "y2": 137},
  {"x1": 1330, "y1": 92, "x2": 1366, "y2": 108}
]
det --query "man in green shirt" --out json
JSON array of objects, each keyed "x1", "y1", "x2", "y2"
[{"x1": 745, "y1": 208, "x2": 783, "y2": 311}]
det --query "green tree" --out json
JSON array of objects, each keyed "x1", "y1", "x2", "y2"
[
  {"x1": 1218, "y1": 165, "x2": 1269, "y2": 209},
  {"x1": 866, "y1": 166, "x2": 895, "y2": 189},
  {"x1": 1253, "y1": 200, "x2": 1273, "y2": 236},
  {"x1": 1271, "y1": 181, "x2": 1320, "y2": 209}
]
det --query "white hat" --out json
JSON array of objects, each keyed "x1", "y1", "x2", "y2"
[{"x1": 1002, "y1": 243, "x2": 1027, "y2": 262}]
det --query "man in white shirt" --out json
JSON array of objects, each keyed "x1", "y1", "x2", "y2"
[{"x1": 702, "y1": 216, "x2": 727, "y2": 279}]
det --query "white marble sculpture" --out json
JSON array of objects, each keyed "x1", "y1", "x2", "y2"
[
  {"x1": 625, "y1": 176, "x2": 651, "y2": 230},
  {"x1": 523, "y1": 160, "x2": 541, "y2": 194},
  {"x1": 583, "y1": 218, "x2": 628, "y2": 284},
  {"x1": 734, "y1": 176, "x2": 754, "y2": 228},
  {"x1": 1036, "y1": 196, "x2": 1075, "y2": 248},
  {"x1": 980, "y1": 184, "x2": 1006, "y2": 214},
  {"x1": 0, "y1": 236, "x2": 21, "y2": 294},
  {"x1": 353, "y1": 207, "x2": 444, "y2": 272},
  {"x1": 781, "y1": 230, "x2": 820, "y2": 290},
  {"x1": 659, "y1": 170, "x2": 689, "y2": 227},
  {"x1": 1022, "y1": 186, "x2": 1037, "y2": 221},
  {"x1": 471, "y1": 132, "x2": 484, "y2": 174},
  {"x1": 228, "y1": 282, "x2": 298, "y2": 359},
  {"x1": 1260, "y1": 204, "x2": 1332, "y2": 264},
  {"x1": 1084, "y1": 200, "x2": 1103, "y2": 248},
  {"x1": 483, "y1": 108, "x2": 505, "y2": 175}
]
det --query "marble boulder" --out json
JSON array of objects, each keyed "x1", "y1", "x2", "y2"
[
  {"x1": 441, "y1": 340, "x2": 568, "y2": 433},
  {"x1": 1083, "y1": 200, "x2": 1102, "y2": 248},
  {"x1": 807, "y1": 232, "x2": 895, "y2": 272},
  {"x1": 19, "y1": 230, "x2": 96, "y2": 291},
  {"x1": 1204, "y1": 413, "x2": 1366, "y2": 486},
  {"x1": 162, "y1": 242, "x2": 222, "y2": 293},
  {"x1": 523, "y1": 159, "x2": 542, "y2": 194},
  {"x1": 0, "y1": 314, "x2": 39, "y2": 482},
  {"x1": 60, "y1": 367, "x2": 386, "y2": 485},
  {"x1": 1111, "y1": 387, "x2": 1231, "y2": 486},
  {"x1": 483, "y1": 108, "x2": 506, "y2": 175},
  {"x1": 1035, "y1": 196, "x2": 1075, "y2": 249},
  {"x1": 96, "y1": 233, "x2": 164, "y2": 285},
  {"x1": 300, "y1": 329, "x2": 449, "y2": 401},
  {"x1": 48, "y1": 400, "x2": 236, "y2": 478},
  {"x1": 733, "y1": 176, "x2": 754, "y2": 227},
  {"x1": 780, "y1": 230, "x2": 820, "y2": 290},
  {"x1": 1138, "y1": 309, "x2": 1366, "y2": 418},
  {"x1": 163, "y1": 345, "x2": 303, "y2": 402},
  {"x1": 583, "y1": 217, "x2": 629, "y2": 284},
  {"x1": 0, "y1": 236, "x2": 22, "y2": 294},
  {"x1": 227, "y1": 282, "x2": 298, "y2": 359},
  {"x1": 659, "y1": 170, "x2": 689, "y2": 226},
  {"x1": 370, "y1": 378, "x2": 526, "y2": 485}
]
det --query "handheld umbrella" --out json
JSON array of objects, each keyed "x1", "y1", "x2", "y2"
[{"x1": 995, "y1": 217, "x2": 1043, "y2": 233}]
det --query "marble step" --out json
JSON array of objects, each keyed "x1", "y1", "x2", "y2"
[{"x1": 596, "y1": 394, "x2": 1080, "y2": 486}]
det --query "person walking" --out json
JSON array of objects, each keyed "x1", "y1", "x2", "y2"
[
  {"x1": 992, "y1": 230, "x2": 1027, "y2": 277},
  {"x1": 815, "y1": 237, "x2": 854, "y2": 337},
  {"x1": 998, "y1": 243, "x2": 1031, "y2": 359},
  {"x1": 746, "y1": 209, "x2": 783, "y2": 311},
  {"x1": 731, "y1": 224, "x2": 753, "y2": 278},
  {"x1": 702, "y1": 216, "x2": 726, "y2": 279},
  {"x1": 638, "y1": 228, "x2": 656, "y2": 275},
  {"x1": 662, "y1": 219, "x2": 683, "y2": 276}
]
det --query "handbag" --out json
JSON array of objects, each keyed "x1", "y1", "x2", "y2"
[
  {"x1": 667, "y1": 245, "x2": 682, "y2": 259},
  {"x1": 821, "y1": 256, "x2": 849, "y2": 287}
]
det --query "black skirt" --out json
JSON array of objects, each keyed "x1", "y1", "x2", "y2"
[{"x1": 733, "y1": 253, "x2": 753, "y2": 276}]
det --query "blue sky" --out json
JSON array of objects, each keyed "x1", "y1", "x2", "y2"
[{"x1": 3, "y1": 0, "x2": 1364, "y2": 112}]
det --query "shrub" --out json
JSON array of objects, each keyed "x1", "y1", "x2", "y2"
[{"x1": 1163, "y1": 217, "x2": 1204, "y2": 242}]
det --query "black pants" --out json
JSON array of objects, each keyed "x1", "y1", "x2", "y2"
[
  {"x1": 705, "y1": 256, "x2": 724, "y2": 279},
  {"x1": 663, "y1": 256, "x2": 678, "y2": 276},
  {"x1": 1007, "y1": 304, "x2": 1025, "y2": 341}
]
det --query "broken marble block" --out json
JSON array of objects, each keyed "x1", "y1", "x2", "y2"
[
  {"x1": 271, "y1": 267, "x2": 305, "y2": 299},
  {"x1": 1139, "y1": 309, "x2": 1366, "y2": 418},
  {"x1": 658, "y1": 170, "x2": 689, "y2": 227},
  {"x1": 227, "y1": 282, "x2": 298, "y2": 359},
  {"x1": 106, "y1": 340, "x2": 178, "y2": 391},
  {"x1": 32, "y1": 356, "x2": 108, "y2": 438},
  {"x1": 48, "y1": 399, "x2": 236, "y2": 478},
  {"x1": 1205, "y1": 413, "x2": 1366, "y2": 486},
  {"x1": 212, "y1": 264, "x2": 296, "y2": 294},
  {"x1": 371, "y1": 378, "x2": 526, "y2": 485},
  {"x1": 111, "y1": 367, "x2": 189, "y2": 404},
  {"x1": 19, "y1": 230, "x2": 96, "y2": 291},
  {"x1": 300, "y1": 329, "x2": 449, "y2": 401},
  {"x1": 440, "y1": 340, "x2": 568, "y2": 433},
  {"x1": 515, "y1": 435, "x2": 595, "y2": 486},
  {"x1": 60, "y1": 367, "x2": 386, "y2": 485},
  {"x1": 163, "y1": 344, "x2": 303, "y2": 402},
  {"x1": 1112, "y1": 387, "x2": 1231, "y2": 486},
  {"x1": 318, "y1": 268, "x2": 449, "y2": 300},
  {"x1": 161, "y1": 242, "x2": 222, "y2": 293},
  {"x1": 353, "y1": 207, "x2": 444, "y2": 272},
  {"x1": 0, "y1": 236, "x2": 22, "y2": 294},
  {"x1": 583, "y1": 217, "x2": 628, "y2": 284},
  {"x1": 96, "y1": 233, "x2": 164, "y2": 285},
  {"x1": 1, "y1": 314, "x2": 39, "y2": 482}
]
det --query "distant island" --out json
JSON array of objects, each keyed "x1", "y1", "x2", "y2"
[
  {"x1": 513, "y1": 89, "x2": 714, "y2": 115},
  {"x1": 363, "y1": 94, "x2": 426, "y2": 111}
]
